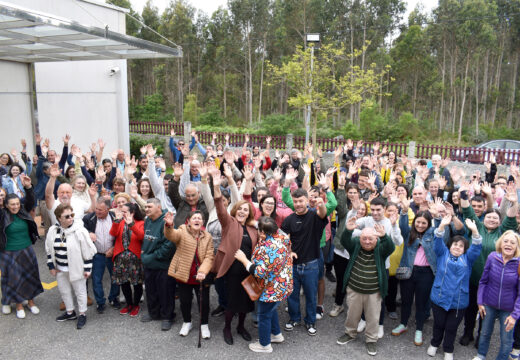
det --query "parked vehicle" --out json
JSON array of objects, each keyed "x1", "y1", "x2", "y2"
[{"x1": 451, "y1": 139, "x2": 520, "y2": 164}]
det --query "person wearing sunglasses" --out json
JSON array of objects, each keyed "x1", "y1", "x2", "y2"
[{"x1": 46, "y1": 203, "x2": 97, "y2": 329}]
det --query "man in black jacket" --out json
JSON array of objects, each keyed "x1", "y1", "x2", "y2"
[{"x1": 83, "y1": 197, "x2": 120, "y2": 313}]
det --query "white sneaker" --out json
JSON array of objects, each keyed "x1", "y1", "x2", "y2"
[
  {"x1": 16, "y1": 309, "x2": 26, "y2": 319},
  {"x1": 249, "y1": 341, "x2": 273, "y2": 353},
  {"x1": 427, "y1": 345, "x2": 437, "y2": 357},
  {"x1": 201, "y1": 324, "x2": 210, "y2": 339},
  {"x1": 271, "y1": 333, "x2": 285, "y2": 343},
  {"x1": 179, "y1": 322, "x2": 192, "y2": 336},
  {"x1": 378, "y1": 325, "x2": 384, "y2": 339},
  {"x1": 444, "y1": 353, "x2": 453, "y2": 360},
  {"x1": 2, "y1": 305, "x2": 11, "y2": 314},
  {"x1": 329, "y1": 304, "x2": 344, "y2": 317},
  {"x1": 357, "y1": 319, "x2": 366, "y2": 333},
  {"x1": 28, "y1": 305, "x2": 40, "y2": 315}
]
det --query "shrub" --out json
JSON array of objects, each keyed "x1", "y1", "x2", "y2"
[{"x1": 130, "y1": 135, "x2": 165, "y2": 158}]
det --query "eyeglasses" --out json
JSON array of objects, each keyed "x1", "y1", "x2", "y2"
[
  {"x1": 496, "y1": 182, "x2": 507, "y2": 186},
  {"x1": 63, "y1": 213, "x2": 75, "y2": 220},
  {"x1": 263, "y1": 202, "x2": 275, "y2": 206},
  {"x1": 178, "y1": 143, "x2": 185, "y2": 146}
]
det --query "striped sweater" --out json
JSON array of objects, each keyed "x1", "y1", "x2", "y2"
[{"x1": 46, "y1": 225, "x2": 93, "y2": 273}]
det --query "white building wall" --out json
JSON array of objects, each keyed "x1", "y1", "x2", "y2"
[
  {"x1": 0, "y1": 0, "x2": 130, "y2": 159},
  {"x1": 0, "y1": 60, "x2": 34, "y2": 157}
]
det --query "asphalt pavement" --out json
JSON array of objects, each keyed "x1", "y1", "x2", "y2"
[{"x1": 0, "y1": 240, "x2": 501, "y2": 360}]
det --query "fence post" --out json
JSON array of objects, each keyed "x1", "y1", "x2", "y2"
[
  {"x1": 286, "y1": 134, "x2": 294, "y2": 151},
  {"x1": 408, "y1": 141, "x2": 416, "y2": 159},
  {"x1": 184, "y1": 122, "x2": 191, "y2": 143}
]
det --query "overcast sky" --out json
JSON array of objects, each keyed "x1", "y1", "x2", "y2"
[{"x1": 129, "y1": 0, "x2": 439, "y2": 21}]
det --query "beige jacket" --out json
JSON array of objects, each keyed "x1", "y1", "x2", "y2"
[{"x1": 164, "y1": 225, "x2": 214, "y2": 283}]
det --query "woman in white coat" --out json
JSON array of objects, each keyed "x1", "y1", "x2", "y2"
[{"x1": 45, "y1": 203, "x2": 96, "y2": 330}]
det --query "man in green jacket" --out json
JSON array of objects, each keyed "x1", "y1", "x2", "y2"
[
  {"x1": 336, "y1": 217, "x2": 395, "y2": 356},
  {"x1": 140, "y1": 198, "x2": 176, "y2": 331}
]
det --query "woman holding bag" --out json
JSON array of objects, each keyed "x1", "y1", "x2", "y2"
[
  {"x1": 164, "y1": 210, "x2": 214, "y2": 339},
  {"x1": 235, "y1": 216, "x2": 293, "y2": 353}
]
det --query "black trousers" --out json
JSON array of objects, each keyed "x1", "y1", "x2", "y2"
[
  {"x1": 385, "y1": 275, "x2": 399, "y2": 313},
  {"x1": 121, "y1": 283, "x2": 143, "y2": 306},
  {"x1": 462, "y1": 283, "x2": 482, "y2": 337},
  {"x1": 431, "y1": 303, "x2": 465, "y2": 353},
  {"x1": 333, "y1": 253, "x2": 349, "y2": 306},
  {"x1": 178, "y1": 282, "x2": 210, "y2": 324},
  {"x1": 144, "y1": 268, "x2": 176, "y2": 320},
  {"x1": 513, "y1": 316, "x2": 520, "y2": 349}
]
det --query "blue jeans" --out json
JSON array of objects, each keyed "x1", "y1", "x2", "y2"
[
  {"x1": 477, "y1": 305, "x2": 514, "y2": 360},
  {"x1": 288, "y1": 259, "x2": 319, "y2": 325},
  {"x1": 92, "y1": 254, "x2": 120, "y2": 305},
  {"x1": 258, "y1": 301, "x2": 281, "y2": 346},
  {"x1": 318, "y1": 249, "x2": 325, "y2": 280}
]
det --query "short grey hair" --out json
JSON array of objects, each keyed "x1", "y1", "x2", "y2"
[
  {"x1": 146, "y1": 198, "x2": 161, "y2": 207},
  {"x1": 96, "y1": 197, "x2": 111, "y2": 208}
]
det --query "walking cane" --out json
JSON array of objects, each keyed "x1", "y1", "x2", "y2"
[{"x1": 198, "y1": 281, "x2": 203, "y2": 348}]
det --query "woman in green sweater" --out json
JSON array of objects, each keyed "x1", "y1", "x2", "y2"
[
  {"x1": 0, "y1": 175, "x2": 43, "y2": 319},
  {"x1": 458, "y1": 182, "x2": 518, "y2": 346}
]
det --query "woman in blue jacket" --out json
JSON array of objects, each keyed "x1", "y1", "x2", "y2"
[
  {"x1": 427, "y1": 215, "x2": 482, "y2": 360},
  {"x1": 392, "y1": 210, "x2": 437, "y2": 346}
]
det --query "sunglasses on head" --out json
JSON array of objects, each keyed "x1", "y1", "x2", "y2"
[{"x1": 63, "y1": 213, "x2": 75, "y2": 220}]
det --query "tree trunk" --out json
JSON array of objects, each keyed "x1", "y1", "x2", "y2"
[
  {"x1": 257, "y1": 33, "x2": 267, "y2": 123},
  {"x1": 481, "y1": 50, "x2": 489, "y2": 124},
  {"x1": 247, "y1": 24, "x2": 253, "y2": 126},
  {"x1": 223, "y1": 67, "x2": 227, "y2": 118},
  {"x1": 458, "y1": 55, "x2": 470, "y2": 143},
  {"x1": 412, "y1": 71, "x2": 418, "y2": 117},
  {"x1": 490, "y1": 33, "x2": 505, "y2": 127},
  {"x1": 507, "y1": 50, "x2": 518, "y2": 128},
  {"x1": 178, "y1": 58, "x2": 183, "y2": 122},
  {"x1": 439, "y1": 38, "x2": 446, "y2": 134},
  {"x1": 475, "y1": 55, "x2": 479, "y2": 136}
]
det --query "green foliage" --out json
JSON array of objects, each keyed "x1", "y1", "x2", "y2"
[
  {"x1": 130, "y1": 93, "x2": 173, "y2": 122},
  {"x1": 183, "y1": 94, "x2": 200, "y2": 125},
  {"x1": 393, "y1": 112, "x2": 423, "y2": 141},
  {"x1": 129, "y1": 135, "x2": 165, "y2": 158},
  {"x1": 359, "y1": 102, "x2": 390, "y2": 141},
  {"x1": 198, "y1": 99, "x2": 225, "y2": 126},
  {"x1": 341, "y1": 120, "x2": 362, "y2": 140}
]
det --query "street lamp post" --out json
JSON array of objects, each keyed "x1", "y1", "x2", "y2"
[{"x1": 305, "y1": 33, "x2": 320, "y2": 146}]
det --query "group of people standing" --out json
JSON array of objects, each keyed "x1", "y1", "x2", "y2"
[{"x1": 0, "y1": 132, "x2": 519, "y2": 359}]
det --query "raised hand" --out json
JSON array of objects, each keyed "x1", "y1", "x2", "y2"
[
  {"x1": 481, "y1": 182, "x2": 492, "y2": 196},
  {"x1": 244, "y1": 134, "x2": 250, "y2": 143},
  {"x1": 285, "y1": 168, "x2": 298, "y2": 185},
  {"x1": 98, "y1": 138, "x2": 105, "y2": 149},
  {"x1": 113, "y1": 208, "x2": 123, "y2": 220},
  {"x1": 140, "y1": 146, "x2": 147, "y2": 155},
  {"x1": 88, "y1": 183, "x2": 98, "y2": 197},
  {"x1": 164, "y1": 212, "x2": 174, "y2": 227},
  {"x1": 35, "y1": 133, "x2": 41, "y2": 145},
  {"x1": 91, "y1": 143, "x2": 97, "y2": 153},
  {"x1": 254, "y1": 157, "x2": 262, "y2": 170},
  {"x1": 173, "y1": 162, "x2": 184, "y2": 179},
  {"x1": 199, "y1": 163, "x2": 208, "y2": 178},
  {"x1": 63, "y1": 134, "x2": 71, "y2": 145},
  {"x1": 346, "y1": 216, "x2": 357, "y2": 231},
  {"x1": 440, "y1": 214, "x2": 452, "y2": 228},
  {"x1": 441, "y1": 157, "x2": 450, "y2": 168},
  {"x1": 170, "y1": 128, "x2": 176, "y2": 137},
  {"x1": 465, "y1": 219, "x2": 479, "y2": 235},
  {"x1": 438, "y1": 176, "x2": 447, "y2": 190},
  {"x1": 211, "y1": 168, "x2": 222, "y2": 186},
  {"x1": 399, "y1": 193, "x2": 410, "y2": 212},
  {"x1": 21, "y1": 139, "x2": 27, "y2": 150},
  {"x1": 346, "y1": 139, "x2": 354, "y2": 150},
  {"x1": 20, "y1": 174, "x2": 32, "y2": 188},
  {"x1": 367, "y1": 173, "x2": 377, "y2": 188},
  {"x1": 338, "y1": 172, "x2": 347, "y2": 187},
  {"x1": 266, "y1": 136, "x2": 271, "y2": 144},
  {"x1": 212, "y1": 132, "x2": 217, "y2": 141},
  {"x1": 374, "y1": 223, "x2": 386, "y2": 238},
  {"x1": 147, "y1": 144, "x2": 156, "y2": 157},
  {"x1": 505, "y1": 184, "x2": 519, "y2": 203},
  {"x1": 273, "y1": 168, "x2": 282, "y2": 182},
  {"x1": 242, "y1": 165, "x2": 254, "y2": 181},
  {"x1": 49, "y1": 163, "x2": 61, "y2": 178},
  {"x1": 389, "y1": 212, "x2": 398, "y2": 226},
  {"x1": 223, "y1": 163, "x2": 233, "y2": 179}
]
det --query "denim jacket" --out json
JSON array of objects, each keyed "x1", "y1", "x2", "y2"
[{"x1": 398, "y1": 213, "x2": 437, "y2": 273}]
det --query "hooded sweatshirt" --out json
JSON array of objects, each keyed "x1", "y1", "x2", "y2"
[{"x1": 141, "y1": 210, "x2": 175, "y2": 270}]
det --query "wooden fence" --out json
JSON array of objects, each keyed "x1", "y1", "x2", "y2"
[{"x1": 129, "y1": 121, "x2": 519, "y2": 165}]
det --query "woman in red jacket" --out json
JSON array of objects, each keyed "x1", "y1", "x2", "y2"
[{"x1": 110, "y1": 203, "x2": 145, "y2": 317}]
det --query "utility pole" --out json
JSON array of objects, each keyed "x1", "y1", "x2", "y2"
[{"x1": 304, "y1": 33, "x2": 320, "y2": 146}]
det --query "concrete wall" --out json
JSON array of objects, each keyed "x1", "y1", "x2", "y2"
[
  {"x1": 0, "y1": 60, "x2": 34, "y2": 155},
  {"x1": 0, "y1": 0, "x2": 130, "y2": 158}
]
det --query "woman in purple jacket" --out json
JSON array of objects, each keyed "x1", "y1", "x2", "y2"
[{"x1": 473, "y1": 230, "x2": 520, "y2": 360}]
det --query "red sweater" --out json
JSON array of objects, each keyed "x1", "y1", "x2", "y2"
[{"x1": 110, "y1": 220, "x2": 145, "y2": 260}]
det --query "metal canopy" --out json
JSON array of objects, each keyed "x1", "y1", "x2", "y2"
[{"x1": 0, "y1": 2, "x2": 182, "y2": 63}]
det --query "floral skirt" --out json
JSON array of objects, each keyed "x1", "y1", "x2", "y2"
[{"x1": 112, "y1": 250, "x2": 144, "y2": 286}]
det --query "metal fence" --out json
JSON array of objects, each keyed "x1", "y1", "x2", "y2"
[{"x1": 129, "y1": 121, "x2": 520, "y2": 165}]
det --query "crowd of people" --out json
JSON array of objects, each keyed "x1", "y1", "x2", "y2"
[{"x1": 1, "y1": 130, "x2": 520, "y2": 359}]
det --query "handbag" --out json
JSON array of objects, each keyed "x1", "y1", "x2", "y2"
[
  {"x1": 395, "y1": 266, "x2": 412, "y2": 280},
  {"x1": 241, "y1": 275, "x2": 264, "y2": 301}
]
